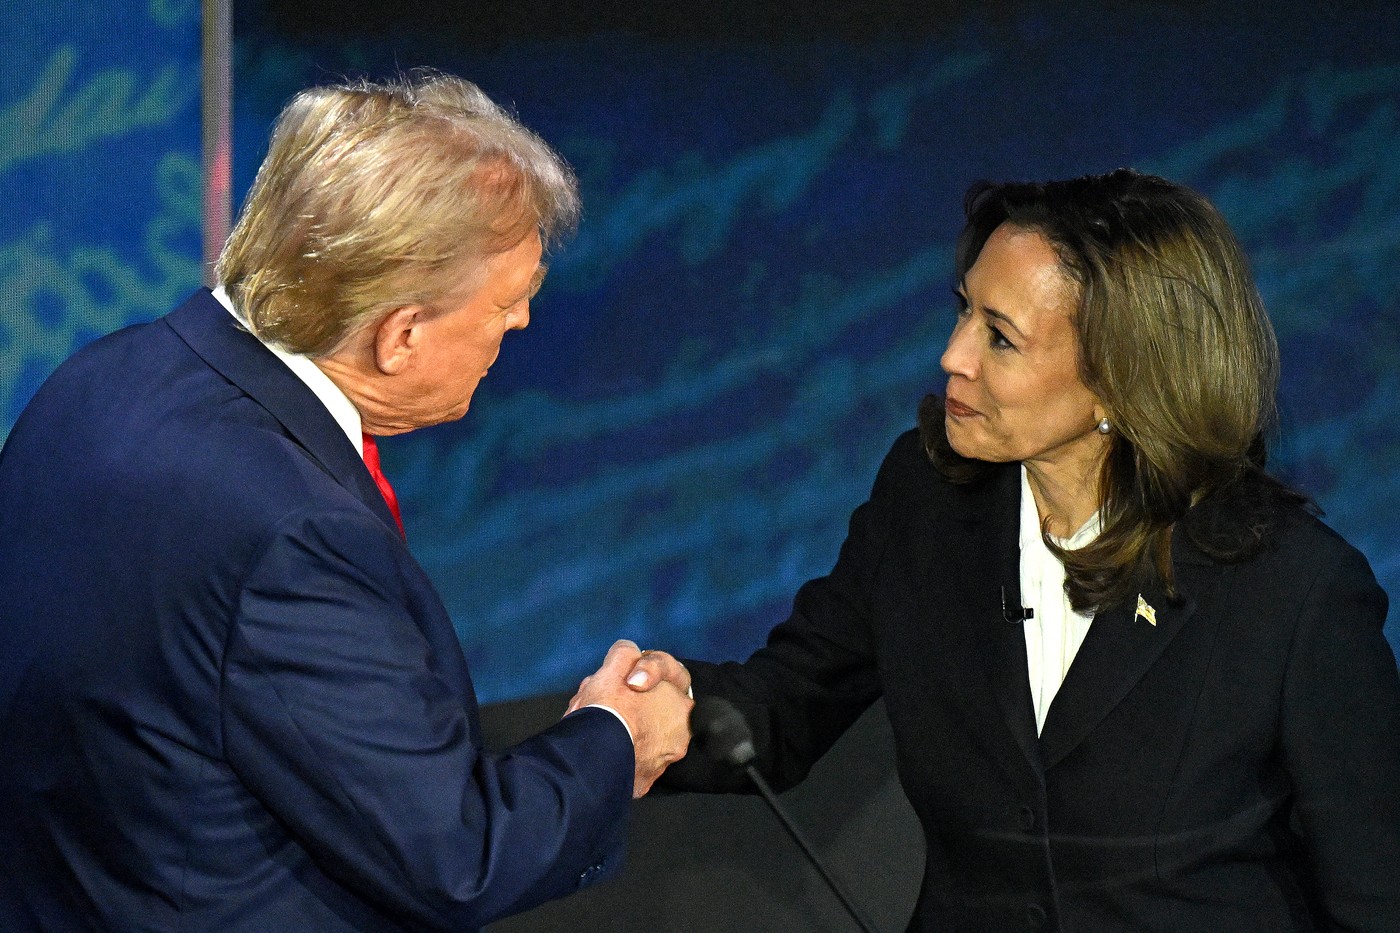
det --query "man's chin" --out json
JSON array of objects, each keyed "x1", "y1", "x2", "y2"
[{"x1": 437, "y1": 399, "x2": 474, "y2": 425}]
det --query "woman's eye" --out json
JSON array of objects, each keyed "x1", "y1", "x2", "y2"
[
  {"x1": 951, "y1": 289, "x2": 969, "y2": 316},
  {"x1": 988, "y1": 325, "x2": 1014, "y2": 350}
]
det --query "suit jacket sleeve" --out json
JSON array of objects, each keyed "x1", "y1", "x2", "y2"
[
  {"x1": 220, "y1": 503, "x2": 634, "y2": 930},
  {"x1": 664, "y1": 431, "x2": 925, "y2": 793},
  {"x1": 1280, "y1": 536, "x2": 1400, "y2": 929}
]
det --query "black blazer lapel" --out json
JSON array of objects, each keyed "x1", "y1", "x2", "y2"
[
  {"x1": 162, "y1": 289, "x2": 402, "y2": 534},
  {"x1": 940, "y1": 464, "x2": 1042, "y2": 778},
  {"x1": 1038, "y1": 539, "x2": 1219, "y2": 770}
]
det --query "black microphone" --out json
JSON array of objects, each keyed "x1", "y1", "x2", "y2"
[
  {"x1": 1001, "y1": 586, "x2": 1034, "y2": 624},
  {"x1": 690, "y1": 697, "x2": 880, "y2": 933}
]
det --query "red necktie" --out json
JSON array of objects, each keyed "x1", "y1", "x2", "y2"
[{"x1": 361, "y1": 433, "x2": 405, "y2": 538}]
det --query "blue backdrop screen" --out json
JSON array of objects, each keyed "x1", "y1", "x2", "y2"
[{"x1": 4, "y1": 1, "x2": 1398, "y2": 702}]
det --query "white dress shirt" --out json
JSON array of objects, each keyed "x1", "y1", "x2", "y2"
[{"x1": 1019, "y1": 465, "x2": 1101, "y2": 735}]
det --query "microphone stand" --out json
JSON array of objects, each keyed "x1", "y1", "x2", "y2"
[
  {"x1": 693, "y1": 695, "x2": 883, "y2": 933},
  {"x1": 742, "y1": 764, "x2": 880, "y2": 933}
]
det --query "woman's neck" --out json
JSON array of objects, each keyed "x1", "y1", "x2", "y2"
[{"x1": 1024, "y1": 457, "x2": 1103, "y2": 539}]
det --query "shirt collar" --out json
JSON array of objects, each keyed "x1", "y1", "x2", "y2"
[
  {"x1": 211, "y1": 286, "x2": 365, "y2": 459},
  {"x1": 1019, "y1": 464, "x2": 1102, "y2": 552}
]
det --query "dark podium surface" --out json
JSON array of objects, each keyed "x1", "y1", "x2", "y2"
[{"x1": 480, "y1": 694, "x2": 923, "y2": 933}]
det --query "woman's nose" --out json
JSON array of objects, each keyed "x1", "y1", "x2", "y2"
[{"x1": 940, "y1": 318, "x2": 976, "y2": 378}]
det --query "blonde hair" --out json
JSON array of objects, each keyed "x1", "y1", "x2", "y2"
[
  {"x1": 923, "y1": 169, "x2": 1296, "y2": 611},
  {"x1": 216, "y1": 71, "x2": 579, "y2": 355}
]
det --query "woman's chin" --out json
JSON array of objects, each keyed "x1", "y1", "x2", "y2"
[
  {"x1": 945, "y1": 427, "x2": 1015, "y2": 465},
  {"x1": 944, "y1": 421, "x2": 981, "y2": 460}
]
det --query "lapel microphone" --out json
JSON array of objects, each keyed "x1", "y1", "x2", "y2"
[
  {"x1": 1001, "y1": 586, "x2": 1035, "y2": 624},
  {"x1": 690, "y1": 697, "x2": 881, "y2": 933}
]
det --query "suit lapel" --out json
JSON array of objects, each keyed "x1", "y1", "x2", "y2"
[
  {"x1": 1038, "y1": 536, "x2": 1215, "y2": 770},
  {"x1": 163, "y1": 289, "x2": 402, "y2": 534},
  {"x1": 934, "y1": 464, "x2": 1043, "y2": 779}
]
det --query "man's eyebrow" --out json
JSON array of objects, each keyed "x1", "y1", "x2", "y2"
[{"x1": 527, "y1": 263, "x2": 547, "y2": 297}]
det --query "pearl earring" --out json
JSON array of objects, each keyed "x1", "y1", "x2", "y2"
[{"x1": 1096, "y1": 418, "x2": 1112, "y2": 435}]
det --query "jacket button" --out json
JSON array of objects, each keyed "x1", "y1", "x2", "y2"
[
  {"x1": 1018, "y1": 805, "x2": 1036, "y2": 831},
  {"x1": 1025, "y1": 903, "x2": 1047, "y2": 929}
]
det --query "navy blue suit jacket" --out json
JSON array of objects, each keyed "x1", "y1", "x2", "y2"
[{"x1": 0, "y1": 290, "x2": 634, "y2": 931}]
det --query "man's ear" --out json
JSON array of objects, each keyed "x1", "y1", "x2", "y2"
[{"x1": 373, "y1": 306, "x2": 425, "y2": 375}]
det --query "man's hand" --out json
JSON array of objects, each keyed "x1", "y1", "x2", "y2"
[
  {"x1": 567, "y1": 640, "x2": 692, "y2": 798},
  {"x1": 622, "y1": 647, "x2": 691, "y2": 697}
]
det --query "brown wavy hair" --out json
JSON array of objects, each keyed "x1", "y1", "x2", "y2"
[
  {"x1": 920, "y1": 169, "x2": 1307, "y2": 611},
  {"x1": 216, "y1": 71, "x2": 579, "y2": 356}
]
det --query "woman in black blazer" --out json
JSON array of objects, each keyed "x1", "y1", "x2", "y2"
[{"x1": 625, "y1": 169, "x2": 1400, "y2": 931}]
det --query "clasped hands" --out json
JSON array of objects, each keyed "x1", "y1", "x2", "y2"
[{"x1": 565, "y1": 640, "x2": 693, "y2": 798}]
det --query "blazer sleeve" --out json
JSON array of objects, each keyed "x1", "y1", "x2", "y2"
[
  {"x1": 220, "y1": 504, "x2": 634, "y2": 931},
  {"x1": 1280, "y1": 537, "x2": 1400, "y2": 929},
  {"x1": 664, "y1": 430, "x2": 923, "y2": 793}
]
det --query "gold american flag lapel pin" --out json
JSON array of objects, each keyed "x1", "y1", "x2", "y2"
[{"x1": 1135, "y1": 593, "x2": 1157, "y2": 626}]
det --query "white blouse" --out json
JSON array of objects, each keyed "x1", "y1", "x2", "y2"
[{"x1": 1019, "y1": 465, "x2": 1101, "y2": 735}]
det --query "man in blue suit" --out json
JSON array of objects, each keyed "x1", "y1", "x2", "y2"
[{"x1": 0, "y1": 72, "x2": 692, "y2": 931}]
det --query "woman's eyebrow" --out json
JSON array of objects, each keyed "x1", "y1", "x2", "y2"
[{"x1": 983, "y1": 306, "x2": 1026, "y2": 338}]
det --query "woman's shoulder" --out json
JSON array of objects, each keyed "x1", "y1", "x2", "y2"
[
  {"x1": 873, "y1": 425, "x2": 1017, "y2": 512},
  {"x1": 1184, "y1": 471, "x2": 1371, "y2": 579}
]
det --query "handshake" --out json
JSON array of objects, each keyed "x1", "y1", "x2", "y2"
[{"x1": 565, "y1": 640, "x2": 694, "y2": 798}]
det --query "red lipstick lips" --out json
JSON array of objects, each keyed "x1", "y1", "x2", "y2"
[{"x1": 945, "y1": 397, "x2": 979, "y2": 418}]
